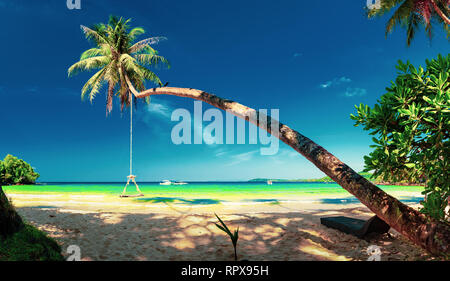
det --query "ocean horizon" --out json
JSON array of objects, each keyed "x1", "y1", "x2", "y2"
[{"x1": 3, "y1": 182, "x2": 425, "y2": 206}]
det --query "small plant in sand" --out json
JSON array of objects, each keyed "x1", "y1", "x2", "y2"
[{"x1": 214, "y1": 213, "x2": 239, "y2": 261}]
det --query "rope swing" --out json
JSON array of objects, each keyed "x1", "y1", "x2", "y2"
[{"x1": 120, "y1": 93, "x2": 144, "y2": 198}]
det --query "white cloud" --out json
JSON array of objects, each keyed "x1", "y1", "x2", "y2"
[
  {"x1": 320, "y1": 76, "x2": 352, "y2": 88},
  {"x1": 215, "y1": 149, "x2": 227, "y2": 157},
  {"x1": 147, "y1": 101, "x2": 172, "y2": 117},
  {"x1": 319, "y1": 77, "x2": 367, "y2": 98},
  {"x1": 276, "y1": 147, "x2": 299, "y2": 158},
  {"x1": 259, "y1": 146, "x2": 300, "y2": 165},
  {"x1": 344, "y1": 87, "x2": 367, "y2": 97},
  {"x1": 135, "y1": 98, "x2": 175, "y2": 130},
  {"x1": 225, "y1": 150, "x2": 259, "y2": 166},
  {"x1": 339, "y1": 77, "x2": 352, "y2": 83},
  {"x1": 138, "y1": 97, "x2": 175, "y2": 119},
  {"x1": 320, "y1": 82, "x2": 332, "y2": 89}
]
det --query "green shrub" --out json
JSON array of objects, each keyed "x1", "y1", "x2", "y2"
[
  {"x1": 0, "y1": 154, "x2": 40, "y2": 185},
  {"x1": 351, "y1": 54, "x2": 449, "y2": 221}
]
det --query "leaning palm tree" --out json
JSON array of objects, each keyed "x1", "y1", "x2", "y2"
[
  {"x1": 367, "y1": 0, "x2": 450, "y2": 46},
  {"x1": 68, "y1": 16, "x2": 169, "y2": 196},
  {"x1": 133, "y1": 87, "x2": 450, "y2": 256}
]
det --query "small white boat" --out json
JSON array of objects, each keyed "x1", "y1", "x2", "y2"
[
  {"x1": 267, "y1": 180, "x2": 273, "y2": 185},
  {"x1": 160, "y1": 180, "x2": 188, "y2": 186},
  {"x1": 173, "y1": 182, "x2": 188, "y2": 185}
]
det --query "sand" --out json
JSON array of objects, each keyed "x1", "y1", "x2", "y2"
[{"x1": 15, "y1": 203, "x2": 436, "y2": 261}]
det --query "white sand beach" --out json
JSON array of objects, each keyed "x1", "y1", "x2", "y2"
[{"x1": 14, "y1": 199, "x2": 436, "y2": 261}]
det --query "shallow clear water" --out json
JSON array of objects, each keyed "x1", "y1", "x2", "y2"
[{"x1": 3, "y1": 182, "x2": 425, "y2": 205}]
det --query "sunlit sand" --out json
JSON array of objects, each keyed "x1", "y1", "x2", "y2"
[{"x1": 7, "y1": 188, "x2": 434, "y2": 261}]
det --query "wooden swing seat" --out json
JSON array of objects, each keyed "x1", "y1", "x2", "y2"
[
  {"x1": 119, "y1": 194, "x2": 144, "y2": 198},
  {"x1": 120, "y1": 174, "x2": 144, "y2": 198}
]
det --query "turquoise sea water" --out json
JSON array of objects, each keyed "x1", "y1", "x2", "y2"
[{"x1": 3, "y1": 182, "x2": 425, "y2": 205}]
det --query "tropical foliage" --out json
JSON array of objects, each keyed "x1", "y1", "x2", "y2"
[
  {"x1": 367, "y1": 0, "x2": 450, "y2": 46},
  {"x1": 0, "y1": 155, "x2": 40, "y2": 185},
  {"x1": 351, "y1": 54, "x2": 449, "y2": 221},
  {"x1": 68, "y1": 15, "x2": 169, "y2": 114}
]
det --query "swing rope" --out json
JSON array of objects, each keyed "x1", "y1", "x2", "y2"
[
  {"x1": 120, "y1": 94, "x2": 143, "y2": 197},
  {"x1": 130, "y1": 92, "x2": 133, "y2": 176}
]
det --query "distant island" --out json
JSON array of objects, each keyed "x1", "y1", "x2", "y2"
[{"x1": 249, "y1": 172, "x2": 422, "y2": 186}]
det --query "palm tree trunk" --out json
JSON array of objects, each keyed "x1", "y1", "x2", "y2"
[
  {"x1": 430, "y1": 0, "x2": 450, "y2": 25},
  {"x1": 0, "y1": 186, "x2": 24, "y2": 237},
  {"x1": 133, "y1": 87, "x2": 449, "y2": 256}
]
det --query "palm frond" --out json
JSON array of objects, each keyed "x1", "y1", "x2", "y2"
[
  {"x1": 81, "y1": 68, "x2": 107, "y2": 101},
  {"x1": 80, "y1": 48, "x2": 104, "y2": 60},
  {"x1": 369, "y1": 0, "x2": 448, "y2": 47},
  {"x1": 129, "y1": 27, "x2": 145, "y2": 42},
  {"x1": 120, "y1": 54, "x2": 144, "y2": 78},
  {"x1": 132, "y1": 45, "x2": 158, "y2": 56},
  {"x1": 80, "y1": 25, "x2": 109, "y2": 45},
  {"x1": 385, "y1": 0, "x2": 415, "y2": 36},
  {"x1": 128, "y1": 36, "x2": 167, "y2": 53},
  {"x1": 137, "y1": 65, "x2": 162, "y2": 86},
  {"x1": 406, "y1": 12, "x2": 422, "y2": 46},
  {"x1": 129, "y1": 72, "x2": 146, "y2": 92},
  {"x1": 68, "y1": 56, "x2": 111, "y2": 77},
  {"x1": 134, "y1": 54, "x2": 170, "y2": 68},
  {"x1": 80, "y1": 44, "x2": 111, "y2": 60}
]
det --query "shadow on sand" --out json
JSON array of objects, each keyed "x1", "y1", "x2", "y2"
[
  {"x1": 134, "y1": 197, "x2": 221, "y2": 205},
  {"x1": 16, "y1": 204, "x2": 431, "y2": 262}
]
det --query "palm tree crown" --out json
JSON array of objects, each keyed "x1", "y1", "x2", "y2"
[
  {"x1": 68, "y1": 15, "x2": 169, "y2": 114},
  {"x1": 367, "y1": 0, "x2": 449, "y2": 46}
]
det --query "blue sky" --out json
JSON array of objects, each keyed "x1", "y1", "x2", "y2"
[{"x1": 0, "y1": 0, "x2": 448, "y2": 182}]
